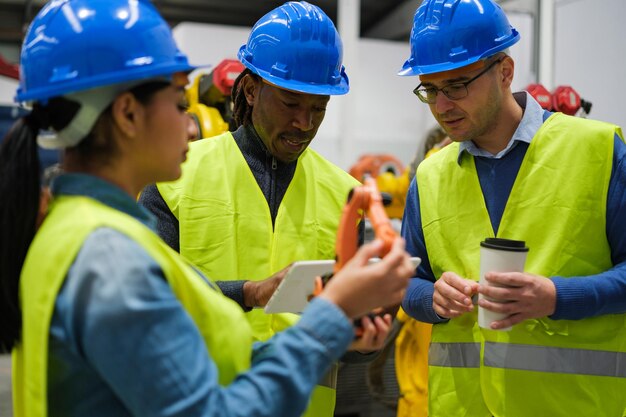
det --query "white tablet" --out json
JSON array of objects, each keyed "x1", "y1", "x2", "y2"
[
  {"x1": 264, "y1": 260, "x2": 335, "y2": 314},
  {"x1": 263, "y1": 257, "x2": 421, "y2": 314}
]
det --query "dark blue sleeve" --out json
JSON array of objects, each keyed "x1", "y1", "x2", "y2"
[
  {"x1": 400, "y1": 178, "x2": 449, "y2": 323},
  {"x1": 551, "y1": 134, "x2": 626, "y2": 319},
  {"x1": 138, "y1": 184, "x2": 180, "y2": 252}
]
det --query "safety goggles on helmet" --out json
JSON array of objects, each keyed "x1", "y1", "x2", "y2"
[{"x1": 413, "y1": 58, "x2": 503, "y2": 104}]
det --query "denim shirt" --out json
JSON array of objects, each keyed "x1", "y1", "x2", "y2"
[{"x1": 47, "y1": 174, "x2": 353, "y2": 417}]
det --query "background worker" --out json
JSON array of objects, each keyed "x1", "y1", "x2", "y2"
[
  {"x1": 0, "y1": 1, "x2": 414, "y2": 416},
  {"x1": 397, "y1": 0, "x2": 626, "y2": 416},
  {"x1": 407, "y1": 125, "x2": 450, "y2": 181},
  {"x1": 394, "y1": 125, "x2": 450, "y2": 417},
  {"x1": 140, "y1": 3, "x2": 376, "y2": 415}
]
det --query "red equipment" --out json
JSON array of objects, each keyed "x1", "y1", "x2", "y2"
[
  {"x1": 211, "y1": 59, "x2": 245, "y2": 96},
  {"x1": 525, "y1": 83, "x2": 592, "y2": 117},
  {"x1": 552, "y1": 85, "x2": 592, "y2": 116},
  {"x1": 526, "y1": 83, "x2": 552, "y2": 110},
  {"x1": 0, "y1": 54, "x2": 19, "y2": 80}
]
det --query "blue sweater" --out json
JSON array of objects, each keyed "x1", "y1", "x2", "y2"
[{"x1": 402, "y1": 95, "x2": 626, "y2": 323}]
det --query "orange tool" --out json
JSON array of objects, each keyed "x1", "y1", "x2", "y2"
[
  {"x1": 312, "y1": 177, "x2": 399, "y2": 335},
  {"x1": 334, "y1": 176, "x2": 397, "y2": 271}
]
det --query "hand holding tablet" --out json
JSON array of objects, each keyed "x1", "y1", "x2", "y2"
[{"x1": 264, "y1": 257, "x2": 420, "y2": 314}]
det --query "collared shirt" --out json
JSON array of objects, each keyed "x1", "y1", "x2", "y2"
[
  {"x1": 401, "y1": 93, "x2": 626, "y2": 323},
  {"x1": 458, "y1": 92, "x2": 543, "y2": 160},
  {"x1": 48, "y1": 173, "x2": 353, "y2": 417}
]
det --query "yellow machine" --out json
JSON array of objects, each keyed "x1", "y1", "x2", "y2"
[
  {"x1": 348, "y1": 154, "x2": 409, "y2": 219},
  {"x1": 350, "y1": 150, "x2": 441, "y2": 417},
  {"x1": 186, "y1": 59, "x2": 244, "y2": 139}
]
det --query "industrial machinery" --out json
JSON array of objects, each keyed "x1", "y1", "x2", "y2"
[
  {"x1": 186, "y1": 58, "x2": 244, "y2": 139},
  {"x1": 526, "y1": 83, "x2": 592, "y2": 117},
  {"x1": 349, "y1": 154, "x2": 410, "y2": 220}
]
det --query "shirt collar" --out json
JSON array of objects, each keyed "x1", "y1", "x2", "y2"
[
  {"x1": 51, "y1": 173, "x2": 157, "y2": 229},
  {"x1": 232, "y1": 123, "x2": 299, "y2": 168},
  {"x1": 457, "y1": 91, "x2": 545, "y2": 163}
]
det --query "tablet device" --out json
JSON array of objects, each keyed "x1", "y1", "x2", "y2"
[
  {"x1": 263, "y1": 257, "x2": 421, "y2": 314},
  {"x1": 264, "y1": 260, "x2": 334, "y2": 314}
]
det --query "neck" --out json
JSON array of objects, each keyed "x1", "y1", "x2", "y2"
[
  {"x1": 473, "y1": 93, "x2": 523, "y2": 155},
  {"x1": 63, "y1": 153, "x2": 146, "y2": 198}
]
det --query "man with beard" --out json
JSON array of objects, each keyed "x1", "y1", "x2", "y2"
[
  {"x1": 398, "y1": 0, "x2": 626, "y2": 416},
  {"x1": 139, "y1": 3, "x2": 380, "y2": 416}
]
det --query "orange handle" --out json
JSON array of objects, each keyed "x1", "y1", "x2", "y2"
[{"x1": 334, "y1": 177, "x2": 396, "y2": 272}]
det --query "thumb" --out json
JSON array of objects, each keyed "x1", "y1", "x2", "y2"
[{"x1": 350, "y1": 239, "x2": 384, "y2": 266}]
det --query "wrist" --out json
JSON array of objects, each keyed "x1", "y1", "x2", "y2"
[{"x1": 242, "y1": 280, "x2": 256, "y2": 308}]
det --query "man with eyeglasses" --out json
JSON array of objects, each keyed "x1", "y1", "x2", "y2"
[{"x1": 397, "y1": 0, "x2": 626, "y2": 416}]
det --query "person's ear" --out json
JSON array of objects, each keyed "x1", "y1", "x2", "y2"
[
  {"x1": 500, "y1": 55, "x2": 515, "y2": 89},
  {"x1": 242, "y1": 74, "x2": 260, "y2": 106},
  {"x1": 110, "y1": 92, "x2": 141, "y2": 138}
]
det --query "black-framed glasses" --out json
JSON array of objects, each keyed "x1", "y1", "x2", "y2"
[{"x1": 413, "y1": 58, "x2": 504, "y2": 104}]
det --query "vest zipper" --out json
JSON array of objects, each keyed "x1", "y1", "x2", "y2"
[{"x1": 270, "y1": 156, "x2": 277, "y2": 229}]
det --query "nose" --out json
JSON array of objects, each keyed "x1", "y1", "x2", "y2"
[
  {"x1": 292, "y1": 109, "x2": 314, "y2": 132},
  {"x1": 433, "y1": 90, "x2": 455, "y2": 114}
]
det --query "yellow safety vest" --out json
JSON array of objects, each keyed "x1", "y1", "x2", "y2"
[
  {"x1": 13, "y1": 196, "x2": 252, "y2": 417},
  {"x1": 417, "y1": 113, "x2": 626, "y2": 417},
  {"x1": 158, "y1": 132, "x2": 359, "y2": 417}
]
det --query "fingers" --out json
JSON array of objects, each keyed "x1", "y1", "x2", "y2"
[
  {"x1": 350, "y1": 239, "x2": 384, "y2": 266},
  {"x1": 349, "y1": 314, "x2": 392, "y2": 352},
  {"x1": 319, "y1": 238, "x2": 411, "y2": 319},
  {"x1": 248, "y1": 269, "x2": 291, "y2": 307},
  {"x1": 366, "y1": 238, "x2": 414, "y2": 283},
  {"x1": 477, "y1": 272, "x2": 557, "y2": 327},
  {"x1": 432, "y1": 272, "x2": 478, "y2": 318},
  {"x1": 488, "y1": 313, "x2": 525, "y2": 330},
  {"x1": 483, "y1": 271, "x2": 525, "y2": 287}
]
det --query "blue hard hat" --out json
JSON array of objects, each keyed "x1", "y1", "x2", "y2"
[
  {"x1": 398, "y1": 0, "x2": 520, "y2": 76},
  {"x1": 16, "y1": 0, "x2": 196, "y2": 102},
  {"x1": 237, "y1": 1, "x2": 349, "y2": 96}
]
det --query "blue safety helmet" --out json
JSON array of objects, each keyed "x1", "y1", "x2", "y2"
[
  {"x1": 16, "y1": 0, "x2": 196, "y2": 102},
  {"x1": 398, "y1": 0, "x2": 520, "y2": 76},
  {"x1": 237, "y1": 1, "x2": 349, "y2": 96}
]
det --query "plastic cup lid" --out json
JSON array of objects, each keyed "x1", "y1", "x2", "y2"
[{"x1": 480, "y1": 237, "x2": 529, "y2": 252}]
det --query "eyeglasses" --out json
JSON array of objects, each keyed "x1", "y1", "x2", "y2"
[{"x1": 413, "y1": 58, "x2": 503, "y2": 104}]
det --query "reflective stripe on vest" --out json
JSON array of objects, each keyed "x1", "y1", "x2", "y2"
[
  {"x1": 429, "y1": 342, "x2": 480, "y2": 368},
  {"x1": 417, "y1": 113, "x2": 626, "y2": 417},
  {"x1": 484, "y1": 342, "x2": 626, "y2": 378},
  {"x1": 431, "y1": 341, "x2": 626, "y2": 378},
  {"x1": 13, "y1": 196, "x2": 252, "y2": 417}
]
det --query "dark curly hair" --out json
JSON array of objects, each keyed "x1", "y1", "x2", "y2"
[{"x1": 230, "y1": 68, "x2": 259, "y2": 130}]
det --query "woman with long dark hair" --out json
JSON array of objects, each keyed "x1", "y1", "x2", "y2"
[{"x1": 0, "y1": 1, "x2": 412, "y2": 416}]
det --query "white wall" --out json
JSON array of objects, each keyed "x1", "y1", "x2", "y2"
[
  {"x1": 554, "y1": 0, "x2": 626, "y2": 130},
  {"x1": 174, "y1": 12, "x2": 533, "y2": 170},
  {"x1": 0, "y1": 76, "x2": 18, "y2": 105}
]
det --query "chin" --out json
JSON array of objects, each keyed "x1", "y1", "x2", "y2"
[{"x1": 156, "y1": 167, "x2": 183, "y2": 183}]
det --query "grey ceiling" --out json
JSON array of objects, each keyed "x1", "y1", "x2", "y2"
[
  {"x1": 0, "y1": 0, "x2": 422, "y2": 55},
  {"x1": 0, "y1": 0, "x2": 527, "y2": 62}
]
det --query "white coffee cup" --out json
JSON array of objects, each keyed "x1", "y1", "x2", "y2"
[{"x1": 478, "y1": 238, "x2": 529, "y2": 331}]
